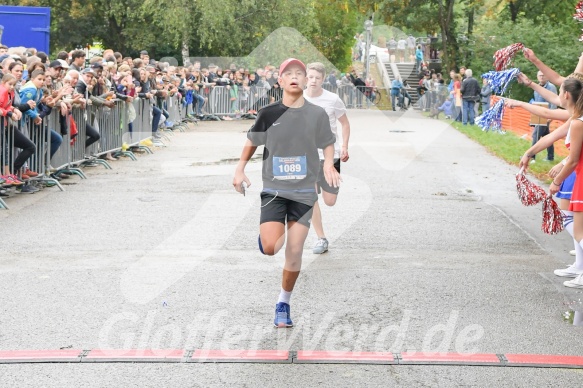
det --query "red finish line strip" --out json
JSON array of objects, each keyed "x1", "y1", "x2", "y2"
[
  {"x1": 82, "y1": 349, "x2": 185, "y2": 363},
  {"x1": 189, "y1": 349, "x2": 291, "y2": 363},
  {"x1": 399, "y1": 352, "x2": 501, "y2": 366},
  {"x1": 505, "y1": 354, "x2": 583, "y2": 368},
  {"x1": 1, "y1": 350, "x2": 583, "y2": 367},
  {"x1": 0, "y1": 350, "x2": 83, "y2": 363},
  {"x1": 296, "y1": 351, "x2": 395, "y2": 364}
]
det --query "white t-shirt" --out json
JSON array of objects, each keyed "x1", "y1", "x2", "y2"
[
  {"x1": 407, "y1": 36, "x2": 416, "y2": 48},
  {"x1": 397, "y1": 39, "x2": 407, "y2": 50},
  {"x1": 303, "y1": 88, "x2": 347, "y2": 159}
]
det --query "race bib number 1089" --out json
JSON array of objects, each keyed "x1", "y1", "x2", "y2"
[{"x1": 273, "y1": 156, "x2": 307, "y2": 180}]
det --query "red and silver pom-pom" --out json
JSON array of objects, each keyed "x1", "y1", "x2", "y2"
[
  {"x1": 542, "y1": 196, "x2": 564, "y2": 235},
  {"x1": 516, "y1": 171, "x2": 546, "y2": 206},
  {"x1": 493, "y1": 43, "x2": 525, "y2": 71},
  {"x1": 575, "y1": 1, "x2": 583, "y2": 22}
]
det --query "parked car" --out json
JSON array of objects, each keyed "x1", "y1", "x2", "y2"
[{"x1": 368, "y1": 45, "x2": 390, "y2": 62}]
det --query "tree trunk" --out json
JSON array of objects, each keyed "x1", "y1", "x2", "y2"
[
  {"x1": 181, "y1": 34, "x2": 190, "y2": 66},
  {"x1": 465, "y1": 5, "x2": 475, "y2": 65},
  {"x1": 107, "y1": 16, "x2": 125, "y2": 53},
  {"x1": 438, "y1": 0, "x2": 458, "y2": 70},
  {"x1": 467, "y1": 6, "x2": 474, "y2": 36},
  {"x1": 509, "y1": 0, "x2": 521, "y2": 23}
]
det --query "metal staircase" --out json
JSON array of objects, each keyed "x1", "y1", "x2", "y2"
[
  {"x1": 382, "y1": 61, "x2": 422, "y2": 108},
  {"x1": 396, "y1": 63, "x2": 421, "y2": 107},
  {"x1": 384, "y1": 62, "x2": 396, "y2": 84}
]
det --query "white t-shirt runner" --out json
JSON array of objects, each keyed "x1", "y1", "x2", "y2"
[{"x1": 303, "y1": 88, "x2": 347, "y2": 160}]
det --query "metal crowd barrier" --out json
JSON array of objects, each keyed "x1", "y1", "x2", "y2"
[
  {"x1": 49, "y1": 108, "x2": 86, "y2": 180},
  {"x1": 25, "y1": 115, "x2": 63, "y2": 190},
  {"x1": 93, "y1": 101, "x2": 136, "y2": 162},
  {"x1": 126, "y1": 98, "x2": 154, "y2": 154},
  {"x1": 334, "y1": 85, "x2": 376, "y2": 109},
  {"x1": 0, "y1": 117, "x2": 14, "y2": 209},
  {"x1": 195, "y1": 83, "x2": 381, "y2": 116},
  {"x1": 164, "y1": 94, "x2": 187, "y2": 131},
  {"x1": 0, "y1": 94, "x2": 199, "y2": 210},
  {"x1": 198, "y1": 86, "x2": 272, "y2": 117}
]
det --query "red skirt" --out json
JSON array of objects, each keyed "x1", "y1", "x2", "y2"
[{"x1": 570, "y1": 169, "x2": 583, "y2": 211}]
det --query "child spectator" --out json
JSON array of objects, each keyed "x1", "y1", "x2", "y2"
[
  {"x1": 437, "y1": 79, "x2": 448, "y2": 106},
  {"x1": 13, "y1": 70, "x2": 44, "y2": 188},
  {"x1": 430, "y1": 97, "x2": 454, "y2": 119}
]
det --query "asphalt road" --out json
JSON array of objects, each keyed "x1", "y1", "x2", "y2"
[{"x1": 1, "y1": 109, "x2": 582, "y2": 387}]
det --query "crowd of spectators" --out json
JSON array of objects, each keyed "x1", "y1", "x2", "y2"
[
  {"x1": 418, "y1": 65, "x2": 492, "y2": 125},
  {"x1": 0, "y1": 43, "x2": 383, "y2": 197}
]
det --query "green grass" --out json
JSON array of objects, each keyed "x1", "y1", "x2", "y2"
[{"x1": 431, "y1": 114, "x2": 563, "y2": 182}]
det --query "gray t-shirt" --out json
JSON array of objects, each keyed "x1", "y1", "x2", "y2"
[{"x1": 247, "y1": 100, "x2": 335, "y2": 203}]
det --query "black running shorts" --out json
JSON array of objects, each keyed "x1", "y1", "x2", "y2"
[{"x1": 260, "y1": 192, "x2": 314, "y2": 227}]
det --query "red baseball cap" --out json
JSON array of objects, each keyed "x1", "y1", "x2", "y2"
[{"x1": 279, "y1": 58, "x2": 306, "y2": 75}]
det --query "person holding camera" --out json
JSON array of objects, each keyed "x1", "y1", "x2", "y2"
[{"x1": 349, "y1": 69, "x2": 366, "y2": 108}]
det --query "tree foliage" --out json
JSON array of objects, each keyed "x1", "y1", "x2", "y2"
[
  {"x1": 5, "y1": 0, "x2": 581, "y2": 78},
  {"x1": 493, "y1": 0, "x2": 574, "y2": 23},
  {"x1": 2, "y1": 0, "x2": 358, "y2": 70}
]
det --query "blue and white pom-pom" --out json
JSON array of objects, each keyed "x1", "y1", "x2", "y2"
[
  {"x1": 476, "y1": 98, "x2": 505, "y2": 132},
  {"x1": 482, "y1": 68, "x2": 520, "y2": 95}
]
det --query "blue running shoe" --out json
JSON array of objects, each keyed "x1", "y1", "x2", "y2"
[{"x1": 274, "y1": 302, "x2": 293, "y2": 328}]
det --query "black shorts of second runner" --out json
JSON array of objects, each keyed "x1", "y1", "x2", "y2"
[
  {"x1": 317, "y1": 159, "x2": 341, "y2": 195},
  {"x1": 260, "y1": 192, "x2": 315, "y2": 228}
]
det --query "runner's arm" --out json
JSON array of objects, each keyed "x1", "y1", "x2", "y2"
[
  {"x1": 233, "y1": 139, "x2": 257, "y2": 192},
  {"x1": 338, "y1": 114, "x2": 350, "y2": 162}
]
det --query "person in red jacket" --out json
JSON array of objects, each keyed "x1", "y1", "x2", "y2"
[
  {"x1": 0, "y1": 74, "x2": 22, "y2": 120},
  {"x1": 0, "y1": 73, "x2": 26, "y2": 186}
]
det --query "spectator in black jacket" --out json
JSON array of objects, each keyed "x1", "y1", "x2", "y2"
[
  {"x1": 75, "y1": 68, "x2": 110, "y2": 153},
  {"x1": 327, "y1": 70, "x2": 338, "y2": 93},
  {"x1": 460, "y1": 69, "x2": 480, "y2": 125},
  {"x1": 349, "y1": 70, "x2": 366, "y2": 108}
]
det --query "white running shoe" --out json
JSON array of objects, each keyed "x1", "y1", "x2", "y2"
[
  {"x1": 313, "y1": 238, "x2": 329, "y2": 254},
  {"x1": 564, "y1": 273, "x2": 583, "y2": 288},
  {"x1": 570, "y1": 250, "x2": 576, "y2": 256},
  {"x1": 554, "y1": 264, "x2": 583, "y2": 278}
]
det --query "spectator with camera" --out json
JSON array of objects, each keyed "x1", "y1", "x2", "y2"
[{"x1": 349, "y1": 69, "x2": 366, "y2": 108}]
